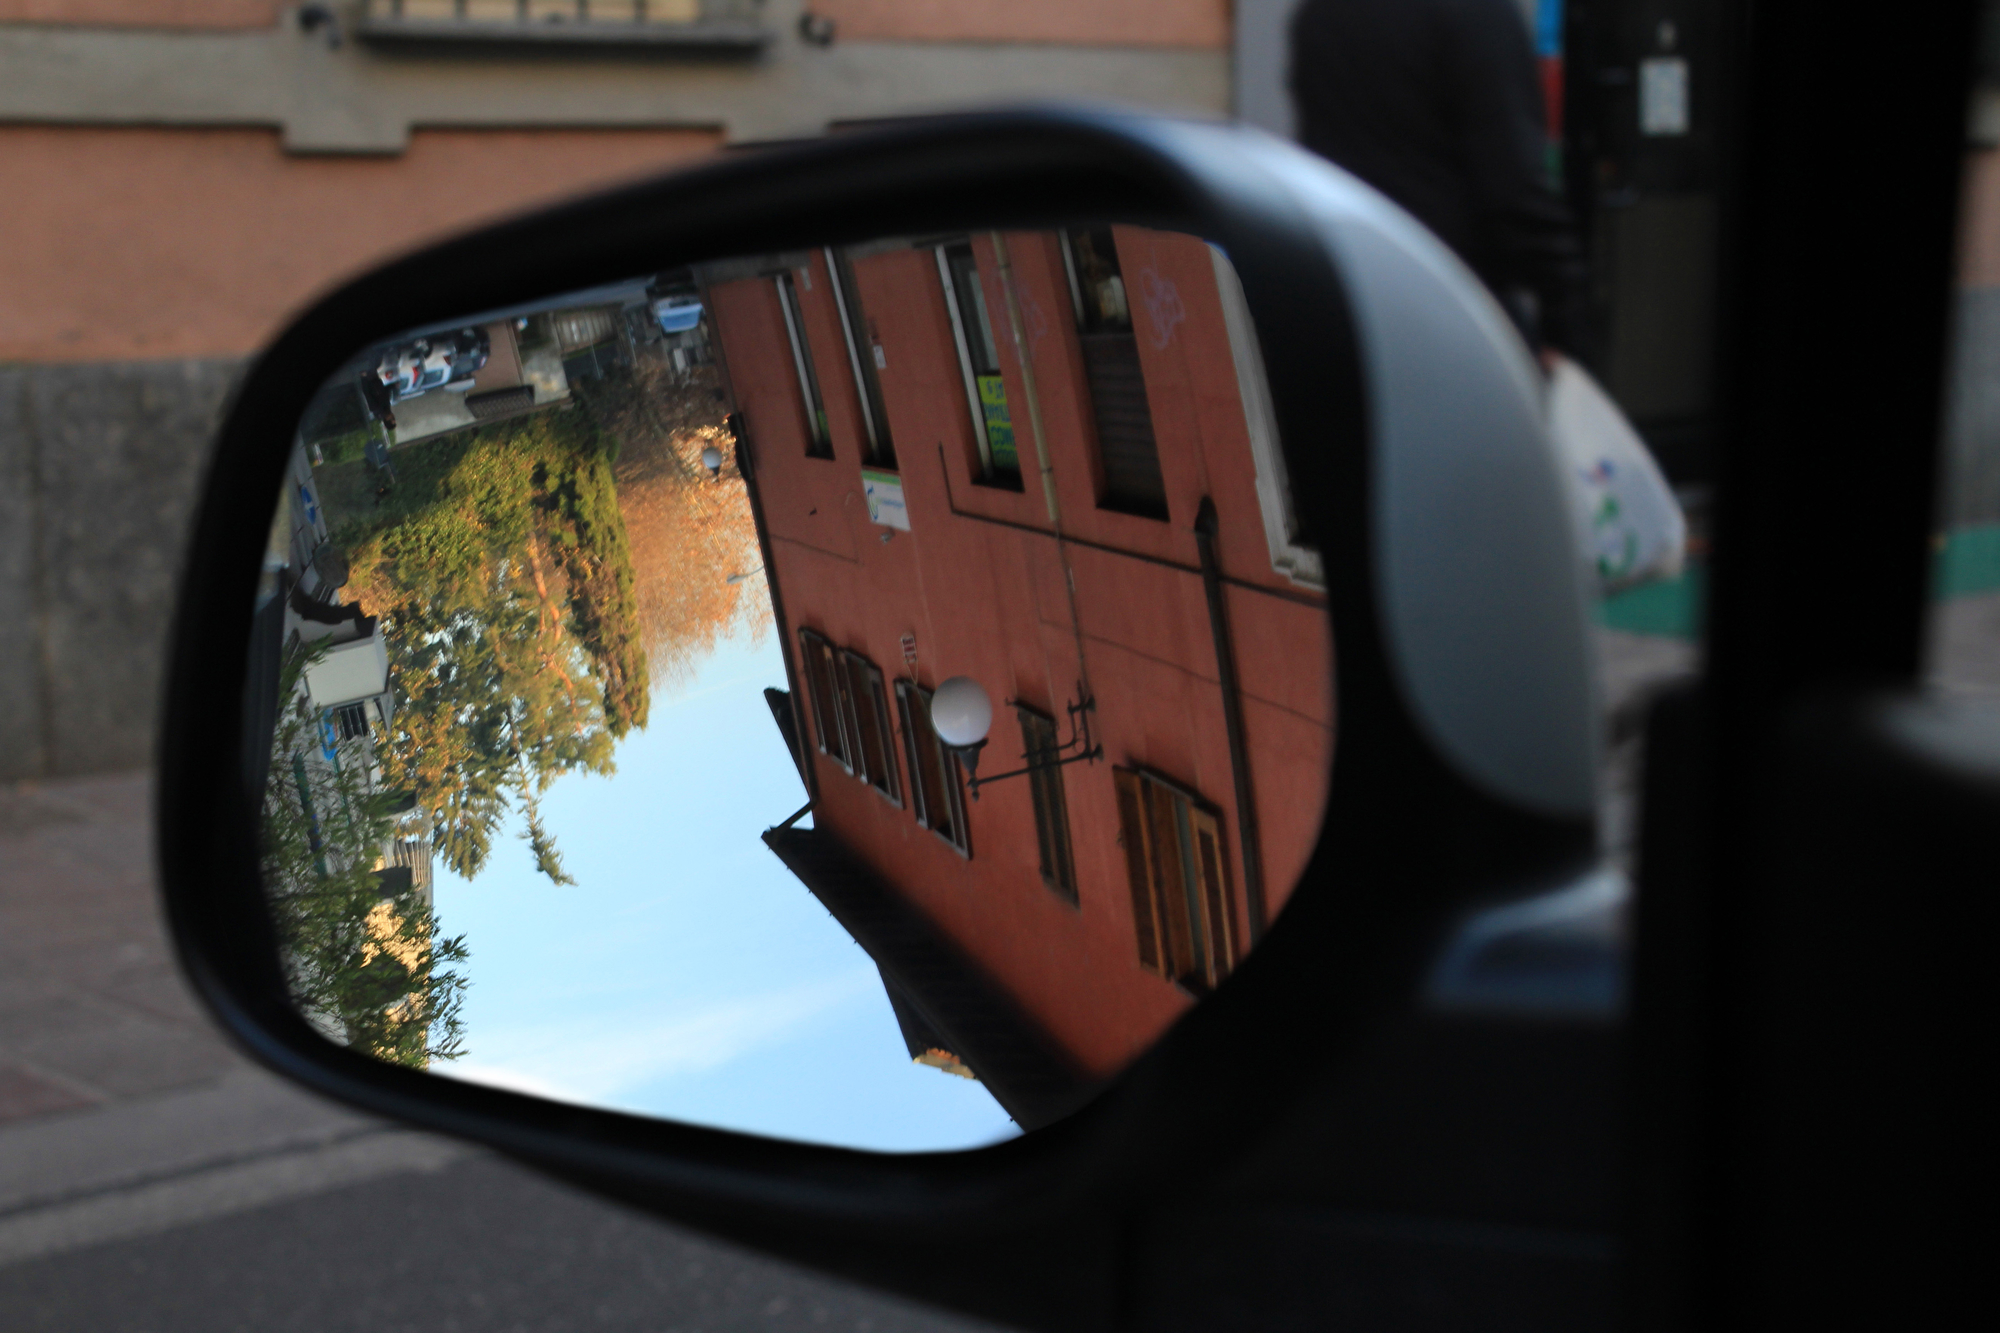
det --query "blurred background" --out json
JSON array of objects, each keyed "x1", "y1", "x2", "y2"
[{"x1": 4, "y1": 2, "x2": 1998, "y2": 1329}]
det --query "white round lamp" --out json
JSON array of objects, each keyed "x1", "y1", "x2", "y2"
[
  {"x1": 930, "y1": 675, "x2": 993, "y2": 750},
  {"x1": 700, "y1": 444, "x2": 724, "y2": 477}
]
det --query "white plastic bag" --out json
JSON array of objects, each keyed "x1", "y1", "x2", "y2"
[{"x1": 1547, "y1": 356, "x2": 1687, "y2": 595}]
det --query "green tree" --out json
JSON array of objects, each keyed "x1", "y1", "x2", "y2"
[
  {"x1": 260, "y1": 643, "x2": 469, "y2": 1068},
  {"x1": 340, "y1": 410, "x2": 650, "y2": 882}
]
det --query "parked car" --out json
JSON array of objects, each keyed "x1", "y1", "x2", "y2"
[{"x1": 372, "y1": 326, "x2": 490, "y2": 402}]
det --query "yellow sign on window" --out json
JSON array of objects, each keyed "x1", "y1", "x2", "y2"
[{"x1": 976, "y1": 375, "x2": 1017, "y2": 471}]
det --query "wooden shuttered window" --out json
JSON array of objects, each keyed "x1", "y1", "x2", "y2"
[
  {"x1": 797, "y1": 629, "x2": 901, "y2": 803},
  {"x1": 1018, "y1": 708, "x2": 1077, "y2": 903},
  {"x1": 1061, "y1": 228, "x2": 1168, "y2": 520},
  {"x1": 1077, "y1": 333, "x2": 1167, "y2": 518},
  {"x1": 798, "y1": 629, "x2": 848, "y2": 769},
  {"x1": 840, "y1": 650, "x2": 901, "y2": 806},
  {"x1": 1186, "y1": 805, "x2": 1235, "y2": 990},
  {"x1": 1113, "y1": 769, "x2": 1163, "y2": 974},
  {"x1": 1112, "y1": 767, "x2": 1237, "y2": 992},
  {"x1": 896, "y1": 680, "x2": 970, "y2": 856}
]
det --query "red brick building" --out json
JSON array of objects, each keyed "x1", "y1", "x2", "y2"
[{"x1": 706, "y1": 227, "x2": 1334, "y2": 1114}]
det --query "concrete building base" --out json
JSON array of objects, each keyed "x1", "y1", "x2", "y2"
[{"x1": 1, "y1": 359, "x2": 240, "y2": 780}]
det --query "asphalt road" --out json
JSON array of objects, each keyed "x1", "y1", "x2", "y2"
[{"x1": 0, "y1": 1153, "x2": 973, "y2": 1333}]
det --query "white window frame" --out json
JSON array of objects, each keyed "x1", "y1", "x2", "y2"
[
  {"x1": 1210, "y1": 244, "x2": 1323, "y2": 590},
  {"x1": 935, "y1": 243, "x2": 999, "y2": 478},
  {"x1": 824, "y1": 246, "x2": 889, "y2": 463},
  {"x1": 774, "y1": 270, "x2": 829, "y2": 453}
]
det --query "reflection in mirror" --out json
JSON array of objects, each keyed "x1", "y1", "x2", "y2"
[{"x1": 249, "y1": 226, "x2": 1333, "y2": 1151}]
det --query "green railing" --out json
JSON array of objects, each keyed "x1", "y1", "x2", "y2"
[{"x1": 1596, "y1": 522, "x2": 2000, "y2": 641}]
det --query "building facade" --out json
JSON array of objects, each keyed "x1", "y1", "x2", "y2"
[{"x1": 707, "y1": 227, "x2": 1334, "y2": 1106}]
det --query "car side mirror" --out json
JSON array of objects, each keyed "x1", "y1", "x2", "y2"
[{"x1": 158, "y1": 108, "x2": 1607, "y2": 1330}]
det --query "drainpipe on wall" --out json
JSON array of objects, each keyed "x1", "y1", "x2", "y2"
[
  {"x1": 1194, "y1": 497, "x2": 1269, "y2": 944},
  {"x1": 990, "y1": 231, "x2": 1094, "y2": 699}
]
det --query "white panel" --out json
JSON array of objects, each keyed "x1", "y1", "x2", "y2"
[{"x1": 304, "y1": 634, "x2": 390, "y2": 709}]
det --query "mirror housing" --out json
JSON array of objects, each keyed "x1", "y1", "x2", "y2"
[{"x1": 159, "y1": 107, "x2": 1606, "y2": 1329}]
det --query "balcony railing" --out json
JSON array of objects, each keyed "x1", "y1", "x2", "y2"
[{"x1": 358, "y1": 1, "x2": 770, "y2": 52}]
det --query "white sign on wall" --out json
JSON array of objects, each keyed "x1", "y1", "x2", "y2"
[{"x1": 861, "y1": 469, "x2": 910, "y2": 530}]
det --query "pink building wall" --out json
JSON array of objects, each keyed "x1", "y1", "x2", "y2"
[{"x1": 710, "y1": 228, "x2": 1333, "y2": 1076}]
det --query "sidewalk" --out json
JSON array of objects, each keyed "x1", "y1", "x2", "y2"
[{"x1": 0, "y1": 771, "x2": 468, "y2": 1266}]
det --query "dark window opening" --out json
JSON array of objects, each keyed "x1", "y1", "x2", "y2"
[
  {"x1": 775, "y1": 269, "x2": 832, "y2": 458},
  {"x1": 1018, "y1": 707, "x2": 1077, "y2": 903},
  {"x1": 827, "y1": 247, "x2": 896, "y2": 469},
  {"x1": 1113, "y1": 767, "x2": 1236, "y2": 992},
  {"x1": 937, "y1": 241, "x2": 1022, "y2": 488},
  {"x1": 897, "y1": 679, "x2": 971, "y2": 856},
  {"x1": 1062, "y1": 228, "x2": 1168, "y2": 520}
]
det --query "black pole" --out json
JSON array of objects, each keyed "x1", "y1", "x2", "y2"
[{"x1": 1193, "y1": 497, "x2": 1268, "y2": 944}]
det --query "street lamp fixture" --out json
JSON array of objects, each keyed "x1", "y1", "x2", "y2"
[
  {"x1": 928, "y1": 676, "x2": 1102, "y2": 801},
  {"x1": 700, "y1": 444, "x2": 724, "y2": 478}
]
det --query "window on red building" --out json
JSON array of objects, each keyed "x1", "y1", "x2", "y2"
[
  {"x1": 1017, "y1": 707, "x2": 1077, "y2": 904},
  {"x1": 895, "y1": 680, "x2": 971, "y2": 857},
  {"x1": 825, "y1": 247, "x2": 896, "y2": 469},
  {"x1": 774, "y1": 269, "x2": 832, "y2": 457},
  {"x1": 1113, "y1": 767, "x2": 1236, "y2": 992},
  {"x1": 1061, "y1": 228, "x2": 1168, "y2": 520},
  {"x1": 798, "y1": 629, "x2": 850, "y2": 769},
  {"x1": 934, "y1": 241, "x2": 1022, "y2": 488},
  {"x1": 799, "y1": 632, "x2": 903, "y2": 806},
  {"x1": 839, "y1": 650, "x2": 902, "y2": 807}
]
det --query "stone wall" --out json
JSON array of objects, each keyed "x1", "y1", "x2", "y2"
[{"x1": 0, "y1": 359, "x2": 240, "y2": 779}]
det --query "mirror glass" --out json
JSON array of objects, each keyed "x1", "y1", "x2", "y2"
[{"x1": 249, "y1": 224, "x2": 1333, "y2": 1151}]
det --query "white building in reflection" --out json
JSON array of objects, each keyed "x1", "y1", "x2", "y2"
[{"x1": 251, "y1": 438, "x2": 433, "y2": 905}]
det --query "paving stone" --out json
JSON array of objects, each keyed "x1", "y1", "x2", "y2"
[
  {"x1": 0, "y1": 1062, "x2": 98, "y2": 1126},
  {"x1": 1, "y1": 773, "x2": 241, "y2": 1107}
]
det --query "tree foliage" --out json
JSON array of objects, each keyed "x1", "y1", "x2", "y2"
[
  {"x1": 577, "y1": 362, "x2": 772, "y2": 695},
  {"x1": 340, "y1": 410, "x2": 649, "y2": 882},
  {"x1": 260, "y1": 643, "x2": 468, "y2": 1068}
]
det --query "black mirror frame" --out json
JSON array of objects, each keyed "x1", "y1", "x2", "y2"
[{"x1": 156, "y1": 107, "x2": 1597, "y2": 1330}]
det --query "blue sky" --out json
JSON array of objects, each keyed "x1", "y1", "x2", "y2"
[{"x1": 428, "y1": 626, "x2": 1020, "y2": 1154}]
